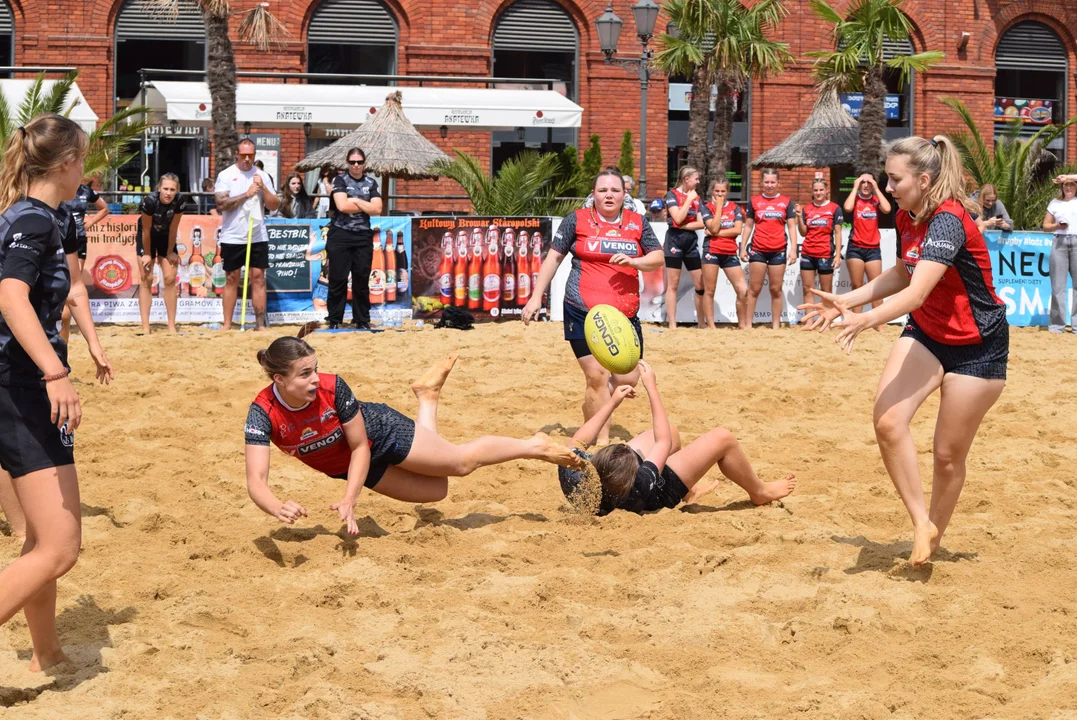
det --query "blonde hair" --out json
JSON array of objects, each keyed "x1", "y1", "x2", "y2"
[
  {"x1": 0, "y1": 114, "x2": 87, "y2": 215},
  {"x1": 1057, "y1": 179, "x2": 1077, "y2": 200},
  {"x1": 708, "y1": 178, "x2": 730, "y2": 195},
  {"x1": 887, "y1": 135, "x2": 977, "y2": 223},
  {"x1": 677, "y1": 166, "x2": 699, "y2": 187}
]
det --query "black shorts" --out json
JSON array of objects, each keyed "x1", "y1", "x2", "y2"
[
  {"x1": 845, "y1": 245, "x2": 882, "y2": 263},
  {"x1": 901, "y1": 318, "x2": 1009, "y2": 380},
  {"x1": 0, "y1": 385, "x2": 75, "y2": 477},
  {"x1": 333, "y1": 402, "x2": 416, "y2": 487},
  {"x1": 652, "y1": 463, "x2": 691, "y2": 509},
  {"x1": 664, "y1": 228, "x2": 701, "y2": 270},
  {"x1": 563, "y1": 302, "x2": 644, "y2": 363},
  {"x1": 702, "y1": 252, "x2": 741, "y2": 269},
  {"x1": 749, "y1": 250, "x2": 787, "y2": 266},
  {"x1": 76, "y1": 235, "x2": 88, "y2": 260},
  {"x1": 221, "y1": 242, "x2": 270, "y2": 273},
  {"x1": 136, "y1": 233, "x2": 170, "y2": 260},
  {"x1": 800, "y1": 255, "x2": 835, "y2": 275}
]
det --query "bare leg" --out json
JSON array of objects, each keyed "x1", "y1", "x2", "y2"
[
  {"x1": 251, "y1": 268, "x2": 268, "y2": 331},
  {"x1": 410, "y1": 354, "x2": 459, "y2": 433},
  {"x1": 664, "y1": 266, "x2": 681, "y2": 329},
  {"x1": 820, "y1": 270, "x2": 834, "y2": 294},
  {"x1": 0, "y1": 469, "x2": 26, "y2": 538},
  {"x1": 928, "y1": 373, "x2": 1005, "y2": 553},
  {"x1": 873, "y1": 337, "x2": 945, "y2": 566},
  {"x1": 0, "y1": 466, "x2": 81, "y2": 671},
  {"x1": 723, "y1": 265, "x2": 750, "y2": 329},
  {"x1": 666, "y1": 428, "x2": 796, "y2": 504},
  {"x1": 799, "y1": 268, "x2": 817, "y2": 323},
  {"x1": 222, "y1": 270, "x2": 241, "y2": 330},
  {"x1": 864, "y1": 259, "x2": 883, "y2": 331},
  {"x1": 766, "y1": 264, "x2": 785, "y2": 329},
  {"x1": 700, "y1": 264, "x2": 719, "y2": 329},
  {"x1": 626, "y1": 424, "x2": 682, "y2": 456},
  {"x1": 138, "y1": 258, "x2": 155, "y2": 333},
  {"x1": 689, "y1": 268, "x2": 705, "y2": 328},
  {"x1": 578, "y1": 355, "x2": 612, "y2": 444},
  {"x1": 160, "y1": 256, "x2": 178, "y2": 333},
  {"x1": 398, "y1": 425, "x2": 580, "y2": 478},
  {"x1": 846, "y1": 257, "x2": 866, "y2": 313},
  {"x1": 745, "y1": 261, "x2": 767, "y2": 329}
]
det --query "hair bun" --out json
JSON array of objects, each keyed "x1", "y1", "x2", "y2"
[{"x1": 256, "y1": 349, "x2": 268, "y2": 366}]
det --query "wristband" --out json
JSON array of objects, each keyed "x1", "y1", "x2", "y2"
[{"x1": 43, "y1": 369, "x2": 69, "y2": 383}]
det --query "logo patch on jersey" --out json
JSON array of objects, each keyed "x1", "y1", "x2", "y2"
[
  {"x1": 906, "y1": 246, "x2": 920, "y2": 261},
  {"x1": 809, "y1": 217, "x2": 830, "y2": 226},
  {"x1": 605, "y1": 229, "x2": 620, "y2": 237},
  {"x1": 625, "y1": 222, "x2": 640, "y2": 231},
  {"x1": 59, "y1": 423, "x2": 73, "y2": 448},
  {"x1": 761, "y1": 210, "x2": 785, "y2": 220},
  {"x1": 861, "y1": 211, "x2": 877, "y2": 219},
  {"x1": 245, "y1": 424, "x2": 266, "y2": 437},
  {"x1": 298, "y1": 428, "x2": 343, "y2": 456},
  {"x1": 300, "y1": 427, "x2": 317, "y2": 440},
  {"x1": 321, "y1": 407, "x2": 336, "y2": 422}
]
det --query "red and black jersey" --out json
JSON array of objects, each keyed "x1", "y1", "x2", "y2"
[
  {"x1": 745, "y1": 194, "x2": 795, "y2": 252},
  {"x1": 663, "y1": 188, "x2": 703, "y2": 229},
  {"x1": 897, "y1": 200, "x2": 1007, "y2": 345},
  {"x1": 850, "y1": 194, "x2": 882, "y2": 249},
  {"x1": 245, "y1": 373, "x2": 359, "y2": 477},
  {"x1": 801, "y1": 201, "x2": 843, "y2": 258},
  {"x1": 705, "y1": 201, "x2": 744, "y2": 255},
  {"x1": 551, "y1": 208, "x2": 662, "y2": 318}
]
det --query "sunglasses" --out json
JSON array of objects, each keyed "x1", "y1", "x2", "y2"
[
  {"x1": 348, "y1": 159, "x2": 365, "y2": 166},
  {"x1": 237, "y1": 153, "x2": 255, "y2": 160}
]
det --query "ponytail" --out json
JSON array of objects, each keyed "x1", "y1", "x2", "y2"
[
  {"x1": 0, "y1": 114, "x2": 87, "y2": 216},
  {"x1": 887, "y1": 134, "x2": 977, "y2": 223},
  {"x1": 255, "y1": 322, "x2": 320, "y2": 379}
]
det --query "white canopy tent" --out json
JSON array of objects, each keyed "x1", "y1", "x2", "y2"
[
  {"x1": 0, "y1": 79, "x2": 99, "y2": 133},
  {"x1": 137, "y1": 81, "x2": 582, "y2": 130}
]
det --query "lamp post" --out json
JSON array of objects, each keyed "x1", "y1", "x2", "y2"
[{"x1": 596, "y1": 0, "x2": 659, "y2": 199}]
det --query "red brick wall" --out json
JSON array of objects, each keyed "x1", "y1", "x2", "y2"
[{"x1": 13, "y1": 0, "x2": 1077, "y2": 211}]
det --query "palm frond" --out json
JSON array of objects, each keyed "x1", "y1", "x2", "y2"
[
  {"x1": 83, "y1": 105, "x2": 153, "y2": 180},
  {"x1": 808, "y1": 0, "x2": 845, "y2": 27},
  {"x1": 238, "y1": 4, "x2": 289, "y2": 52}
]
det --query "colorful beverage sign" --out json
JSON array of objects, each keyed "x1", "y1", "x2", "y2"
[{"x1": 994, "y1": 97, "x2": 1054, "y2": 125}]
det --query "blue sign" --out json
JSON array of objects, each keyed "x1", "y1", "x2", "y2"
[
  {"x1": 840, "y1": 93, "x2": 901, "y2": 120},
  {"x1": 984, "y1": 231, "x2": 1069, "y2": 326}
]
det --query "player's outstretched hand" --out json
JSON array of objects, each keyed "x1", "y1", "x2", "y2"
[
  {"x1": 798, "y1": 287, "x2": 845, "y2": 333},
  {"x1": 274, "y1": 499, "x2": 307, "y2": 525},
  {"x1": 330, "y1": 499, "x2": 360, "y2": 536}
]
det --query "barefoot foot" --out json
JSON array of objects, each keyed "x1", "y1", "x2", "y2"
[
  {"x1": 531, "y1": 432, "x2": 583, "y2": 469},
  {"x1": 684, "y1": 478, "x2": 721, "y2": 504},
  {"x1": 411, "y1": 354, "x2": 458, "y2": 400},
  {"x1": 909, "y1": 521, "x2": 939, "y2": 567},
  {"x1": 749, "y1": 474, "x2": 797, "y2": 505},
  {"x1": 29, "y1": 648, "x2": 70, "y2": 672}
]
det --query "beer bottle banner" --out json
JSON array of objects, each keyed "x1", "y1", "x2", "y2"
[{"x1": 410, "y1": 216, "x2": 554, "y2": 323}]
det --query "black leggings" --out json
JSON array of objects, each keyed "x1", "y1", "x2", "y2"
[{"x1": 326, "y1": 227, "x2": 372, "y2": 325}]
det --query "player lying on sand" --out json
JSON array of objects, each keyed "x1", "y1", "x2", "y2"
[
  {"x1": 557, "y1": 360, "x2": 796, "y2": 515},
  {"x1": 244, "y1": 325, "x2": 582, "y2": 534}
]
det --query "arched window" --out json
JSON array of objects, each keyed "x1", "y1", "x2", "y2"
[
  {"x1": 0, "y1": 1, "x2": 13, "y2": 72},
  {"x1": 307, "y1": 0, "x2": 397, "y2": 83},
  {"x1": 115, "y1": 0, "x2": 205, "y2": 104},
  {"x1": 995, "y1": 20, "x2": 1067, "y2": 154},
  {"x1": 491, "y1": 0, "x2": 579, "y2": 170}
]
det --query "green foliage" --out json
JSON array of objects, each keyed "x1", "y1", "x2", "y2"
[
  {"x1": 941, "y1": 96, "x2": 1077, "y2": 231},
  {"x1": 807, "y1": 0, "x2": 943, "y2": 92},
  {"x1": 617, "y1": 130, "x2": 635, "y2": 182},
  {"x1": 0, "y1": 71, "x2": 151, "y2": 182},
  {"x1": 432, "y1": 150, "x2": 578, "y2": 217},
  {"x1": 581, "y1": 134, "x2": 603, "y2": 179}
]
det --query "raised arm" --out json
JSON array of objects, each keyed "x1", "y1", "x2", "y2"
[
  {"x1": 637, "y1": 361, "x2": 671, "y2": 471},
  {"x1": 244, "y1": 404, "x2": 307, "y2": 524},
  {"x1": 843, "y1": 184, "x2": 859, "y2": 214},
  {"x1": 571, "y1": 385, "x2": 635, "y2": 448}
]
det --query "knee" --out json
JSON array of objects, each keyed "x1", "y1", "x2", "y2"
[
  {"x1": 705, "y1": 427, "x2": 736, "y2": 452},
  {"x1": 733, "y1": 285, "x2": 748, "y2": 301},
  {"x1": 42, "y1": 540, "x2": 80, "y2": 579},
  {"x1": 226, "y1": 270, "x2": 242, "y2": 285},
  {"x1": 932, "y1": 442, "x2": 965, "y2": 472},
  {"x1": 250, "y1": 270, "x2": 266, "y2": 286},
  {"x1": 162, "y1": 274, "x2": 176, "y2": 288},
  {"x1": 583, "y1": 368, "x2": 610, "y2": 393},
  {"x1": 768, "y1": 284, "x2": 783, "y2": 299},
  {"x1": 669, "y1": 423, "x2": 682, "y2": 453},
  {"x1": 872, "y1": 410, "x2": 906, "y2": 446}
]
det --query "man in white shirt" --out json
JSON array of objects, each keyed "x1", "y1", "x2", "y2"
[{"x1": 214, "y1": 138, "x2": 280, "y2": 330}]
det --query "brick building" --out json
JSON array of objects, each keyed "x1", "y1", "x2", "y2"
[{"x1": 1, "y1": 0, "x2": 1074, "y2": 209}]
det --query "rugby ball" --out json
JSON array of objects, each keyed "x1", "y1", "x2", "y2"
[{"x1": 584, "y1": 304, "x2": 641, "y2": 375}]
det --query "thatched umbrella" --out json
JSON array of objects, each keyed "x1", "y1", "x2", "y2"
[
  {"x1": 295, "y1": 90, "x2": 449, "y2": 178},
  {"x1": 752, "y1": 89, "x2": 863, "y2": 169}
]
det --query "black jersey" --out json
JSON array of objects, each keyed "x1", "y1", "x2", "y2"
[
  {"x1": 139, "y1": 191, "x2": 186, "y2": 240},
  {"x1": 62, "y1": 184, "x2": 99, "y2": 238},
  {"x1": 330, "y1": 173, "x2": 380, "y2": 233},
  {"x1": 0, "y1": 198, "x2": 77, "y2": 388}
]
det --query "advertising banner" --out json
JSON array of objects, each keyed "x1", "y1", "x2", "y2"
[
  {"x1": 410, "y1": 216, "x2": 552, "y2": 322},
  {"x1": 994, "y1": 97, "x2": 1054, "y2": 125},
  {"x1": 984, "y1": 230, "x2": 1064, "y2": 326},
  {"x1": 840, "y1": 93, "x2": 901, "y2": 120}
]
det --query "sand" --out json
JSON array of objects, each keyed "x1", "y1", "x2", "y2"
[{"x1": 1, "y1": 321, "x2": 1076, "y2": 719}]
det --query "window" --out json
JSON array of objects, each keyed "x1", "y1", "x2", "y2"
[{"x1": 307, "y1": 0, "x2": 397, "y2": 83}]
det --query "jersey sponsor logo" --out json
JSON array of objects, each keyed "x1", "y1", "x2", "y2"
[
  {"x1": 59, "y1": 422, "x2": 73, "y2": 448},
  {"x1": 860, "y1": 211, "x2": 877, "y2": 219},
  {"x1": 704, "y1": 253, "x2": 716, "y2": 261},
  {"x1": 808, "y1": 217, "x2": 830, "y2": 227},
  {"x1": 298, "y1": 427, "x2": 343, "y2": 456},
  {"x1": 321, "y1": 407, "x2": 337, "y2": 422},
  {"x1": 605, "y1": 229, "x2": 620, "y2": 237},
  {"x1": 906, "y1": 246, "x2": 920, "y2": 260},
  {"x1": 925, "y1": 237, "x2": 956, "y2": 253},
  {"x1": 625, "y1": 222, "x2": 640, "y2": 231},
  {"x1": 300, "y1": 427, "x2": 318, "y2": 440},
  {"x1": 761, "y1": 211, "x2": 785, "y2": 220},
  {"x1": 601, "y1": 239, "x2": 638, "y2": 255},
  {"x1": 245, "y1": 424, "x2": 266, "y2": 437}
]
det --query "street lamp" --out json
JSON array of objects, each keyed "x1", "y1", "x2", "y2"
[
  {"x1": 596, "y1": 0, "x2": 659, "y2": 199},
  {"x1": 243, "y1": 121, "x2": 251, "y2": 136}
]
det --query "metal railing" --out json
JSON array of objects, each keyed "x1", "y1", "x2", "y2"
[{"x1": 137, "y1": 68, "x2": 560, "y2": 90}]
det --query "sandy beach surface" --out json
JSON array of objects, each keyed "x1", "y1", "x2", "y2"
[{"x1": 1, "y1": 321, "x2": 1075, "y2": 719}]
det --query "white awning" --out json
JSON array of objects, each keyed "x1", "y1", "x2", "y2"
[
  {"x1": 138, "y1": 81, "x2": 582, "y2": 130},
  {"x1": 0, "y1": 79, "x2": 99, "y2": 133}
]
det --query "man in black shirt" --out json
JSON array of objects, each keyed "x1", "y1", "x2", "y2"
[{"x1": 327, "y1": 147, "x2": 382, "y2": 329}]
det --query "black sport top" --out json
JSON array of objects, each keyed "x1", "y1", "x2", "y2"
[
  {"x1": 139, "y1": 191, "x2": 186, "y2": 240},
  {"x1": 330, "y1": 174, "x2": 380, "y2": 233},
  {"x1": 62, "y1": 184, "x2": 99, "y2": 238},
  {"x1": 0, "y1": 198, "x2": 77, "y2": 388},
  {"x1": 558, "y1": 447, "x2": 687, "y2": 515}
]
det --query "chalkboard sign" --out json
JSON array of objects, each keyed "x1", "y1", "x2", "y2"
[{"x1": 266, "y1": 224, "x2": 312, "y2": 294}]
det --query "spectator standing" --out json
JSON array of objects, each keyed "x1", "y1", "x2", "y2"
[
  {"x1": 1043, "y1": 174, "x2": 1077, "y2": 333},
  {"x1": 273, "y1": 174, "x2": 315, "y2": 219},
  {"x1": 200, "y1": 178, "x2": 218, "y2": 216},
  {"x1": 214, "y1": 138, "x2": 279, "y2": 331},
  {"x1": 622, "y1": 175, "x2": 648, "y2": 215},
  {"x1": 327, "y1": 147, "x2": 382, "y2": 329},
  {"x1": 648, "y1": 198, "x2": 667, "y2": 223},
  {"x1": 974, "y1": 184, "x2": 1012, "y2": 233}
]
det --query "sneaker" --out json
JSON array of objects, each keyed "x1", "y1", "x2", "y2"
[
  {"x1": 328, "y1": 322, "x2": 340, "y2": 330},
  {"x1": 354, "y1": 321, "x2": 371, "y2": 330}
]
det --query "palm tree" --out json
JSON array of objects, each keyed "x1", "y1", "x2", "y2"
[
  {"x1": 942, "y1": 96, "x2": 1077, "y2": 230},
  {"x1": 148, "y1": 0, "x2": 286, "y2": 174},
  {"x1": 807, "y1": 0, "x2": 943, "y2": 175},
  {"x1": 655, "y1": 0, "x2": 791, "y2": 188},
  {"x1": 0, "y1": 71, "x2": 150, "y2": 180},
  {"x1": 433, "y1": 150, "x2": 577, "y2": 217}
]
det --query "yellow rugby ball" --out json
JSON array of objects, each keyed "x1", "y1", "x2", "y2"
[{"x1": 584, "y1": 304, "x2": 641, "y2": 375}]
